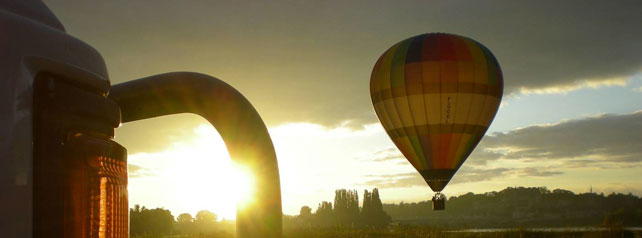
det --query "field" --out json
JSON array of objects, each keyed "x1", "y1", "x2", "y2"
[
  {"x1": 281, "y1": 226, "x2": 640, "y2": 238},
  {"x1": 135, "y1": 226, "x2": 641, "y2": 238}
]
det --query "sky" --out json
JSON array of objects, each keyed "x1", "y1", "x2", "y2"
[{"x1": 43, "y1": 0, "x2": 642, "y2": 219}]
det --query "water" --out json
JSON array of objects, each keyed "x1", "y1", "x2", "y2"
[{"x1": 447, "y1": 227, "x2": 642, "y2": 233}]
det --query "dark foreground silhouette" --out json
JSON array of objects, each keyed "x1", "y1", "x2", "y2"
[{"x1": 130, "y1": 187, "x2": 641, "y2": 237}]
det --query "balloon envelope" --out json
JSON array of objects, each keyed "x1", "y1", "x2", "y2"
[{"x1": 370, "y1": 33, "x2": 503, "y2": 192}]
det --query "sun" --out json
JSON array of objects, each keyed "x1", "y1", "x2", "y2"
[
  {"x1": 175, "y1": 124, "x2": 256, "y2": 220},
  {"x1": 129, "y1": 124, "x2": 256, "y2": 220}
]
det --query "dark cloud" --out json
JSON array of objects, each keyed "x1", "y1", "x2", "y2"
[
  {"x1": 465, "y1": 149, "x2": 505, "y2": 166},
  {"x1": 44, "y1": 0, "x2": 642, "y2": 128},
  {"x1": 480, "y1": 111, "x2": 642, "y2": 164},
  {"x1": 463, "y1": 111, "x2": 642, "y2": 175},
  {"x1": 517, "y1": 168, "x2": 563, "y2": 177},
  {"x1": 128, "y1": 163, "x2": 155, "y2": 178}
]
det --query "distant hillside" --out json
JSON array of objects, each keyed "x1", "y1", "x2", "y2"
[{"x1": 383, "y1": 187, "x2": 642, "y2": 228}]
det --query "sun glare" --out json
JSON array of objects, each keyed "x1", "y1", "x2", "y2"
[
  {"x1": 128, "y1": 124, "x2": 255, "y2": 220},
  {"x1": 228, "y1": 164, "x2": 255, "y2": 209}
]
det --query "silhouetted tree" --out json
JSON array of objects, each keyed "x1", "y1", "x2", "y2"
[
  {"x1": 175, "y1": 213, "x2": 194, "y2": 234},
  {"x1": 130, "y1": 205, "x2": 144, "y2": 236},
  {"x1": 297, "y1": 206, "x2": 313, "y2": 228},
  {"x1": 129, "y1": 205, "x2": 174, "y2": 236},
  {"x1": 194, "y1": 210, "x2": 218, "y2": 233},
  {"x1": 177, "y1": 213, "x2": 194, "y2": 223},
  {"x1": 300, "y1": 206, "x2": 312, "y2": 217},
  {"x1": 361, "y1": 188, "x2": 391, "y2": 228},
  {"x1": 314, "y1": 201, "x2": 335, "y2": 227},
  {"x1": 334, "y1": 189, "x2": 360, "y2": 227}
]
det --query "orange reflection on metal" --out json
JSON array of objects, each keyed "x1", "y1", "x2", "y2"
[
  {"x1": 99, "y1": 177, "x2": 107, "y2": 238},
  {"x1": 92, "y1": 156, "x2": 128, "y2": 238},
  {"x1": 60, "y1": 135, "x2": 127, "y2": 238}
]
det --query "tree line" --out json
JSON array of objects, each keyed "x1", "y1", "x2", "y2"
[
  {"x1": 128, "y1": 186, "x2": 641, "y2": 236},
  {"x1": 284, "y1": 188, "x2": 392, "y2": 229},
  {"x1": 129, "y1": 205, "x2": 231, "y2": 237},
  {"x1": 383, "y1": 186, "x2": 642, "y2": 228},
  {"x1": 128, "y1": 188, "x2": 392, "y2": 236}
]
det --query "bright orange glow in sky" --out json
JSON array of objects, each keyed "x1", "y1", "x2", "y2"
[{"x1": 128, "y1": 125, "x2": 256, "y2": 220}]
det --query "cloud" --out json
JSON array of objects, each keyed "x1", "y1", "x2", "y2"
[
  {"x1": 363, "y1": 167, "x2": 513, "y2": 188},
  {"x1": 449, "y1": 167, "x2": 511, "y2": 185},
  {"x1": 480, "y1": 111, "x2": 642, "y2": 164},
  {"x1": 518, "y1": 78, "x2": 629, "y2": 95},
  {"x1": 464, "y1": 149, "x2": 505, "y2": 166},
  {"x1": 362, "y1": 172, "x2": 425, "y2": 189},
  {"x1": 517, "y1": 168, "x2": 563, "y2": 177},
  {"x1": 46, "y1": 0, "x2": 642, "y2": 127},
  {"x1": 128, "y1": 163, "x2": 156, "y2": 178},
  {"x1": 362, "y1": 166, "x2": 564, "y2": 189},
  {"x1": 368, "y1": 147, "x2": 405, "y2": 162},
  {"x1": 363, "y1": 111, "x2": 642, "y2": 188}
]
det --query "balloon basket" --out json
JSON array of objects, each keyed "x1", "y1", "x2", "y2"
[{"x1": 432, "y1": 193, "x2": 446, "y2": 211}]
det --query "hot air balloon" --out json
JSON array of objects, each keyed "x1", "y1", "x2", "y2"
[{"x1": 370, "y1": 33, "x2": 503, "y2": 210}]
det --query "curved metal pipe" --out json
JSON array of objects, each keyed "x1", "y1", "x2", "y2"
[{"x1": 108, "y1": 72, "x2": 282, "y2": 238}]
